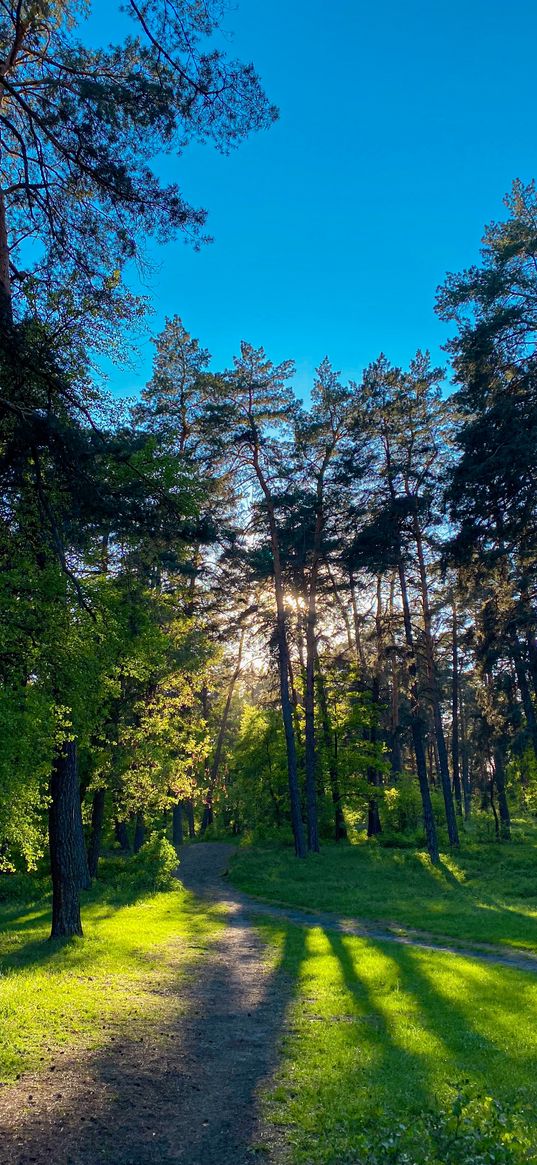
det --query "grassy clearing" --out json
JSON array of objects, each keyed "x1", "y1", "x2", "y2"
[
  {"x1": 258, "y1": 917, "x2": 537, "y2": 1164},
  {"x1": 0, "y1": 861, "x2": 224, "y2": 1083},
  {"x1": 231, "y1": 833, "x2": 537, "y2": 952}
]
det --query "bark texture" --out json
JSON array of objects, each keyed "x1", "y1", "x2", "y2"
[{"x1": 49, "y1": 738, "x2": 84, "y2": 938}]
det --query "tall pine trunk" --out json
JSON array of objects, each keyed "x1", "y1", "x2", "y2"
[
  {"x1": 185, "y1": 798, "x2": 195, "y2": 839},
  {"x1": 493, "y1": 745, "x2": 511, "y2": 840},
  {"x1": 87, "y1": 787, "x2": 105, "y2": 879},
  {"x1": 315, "y1": 653, "x2": 347, "y2": 841},
  {"x1": 0, "y1": 189, "x2": 13, "y2": 327},
  {"x1": 451, "y1": 602, "x2": 462, "y2": 815},
  {"x1": 326, "y1": 564, "x2": 355, "y2": 655},
  {"x1": 510, "y1": 635, "x2": 537, "y2": 760},
  {"x1": 253, "y1": 451, "x2": 306, "y2": 858},
  {"x1": 303, "y1": 480, "x2": 327, "y2": 854},
  {"x1": 114, "y1": 818, "x2": 131, "y2": 852},
  {"x1": 349, "y1": 573, "x2": 367, "y2": 669},
  {"x1": 459, "y1": 693, "x2": 472, "y2": 818},
  {"x1": 133, "y1": 814, "x2": 145, "y2": 853},
  {"x1": 388, "y1": 575, "x2": 402, "y2": 777},
  {"x1": 201, "y1": 628, "x2": 246, "y2": 835},
  {"x1": 367, "y1": 675, "x2": 383, "y2": 836},
  {"x1": 367, "y1": 579, "x2": 384, "y2": 837},
  {"x1": 397, "y1": 559, "x2": 439, "y2": 862},
  {"x1": 412, "y1": 512, "x2": 459, "y2": 846},
  {"x1": 49, "y1": 738, "x2": 84, "y2": 939},
  {"x1": 172, "y1": 802, "x2": 184, "y2": 851}
]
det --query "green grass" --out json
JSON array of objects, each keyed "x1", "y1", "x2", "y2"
[
  {"x1": 0, "y1": 862, "x2": 223, "y2": 1083},
  {"x1": 257, "y1": 917, "x2": 537, "y2": 1164},
  {"x1": 231, "y1": 833, "x2": 537, "y2": 952}
]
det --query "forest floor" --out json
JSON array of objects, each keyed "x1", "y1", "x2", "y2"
[{"x1": 1, "y1": 842, "x2": 537, "y2": 1164}]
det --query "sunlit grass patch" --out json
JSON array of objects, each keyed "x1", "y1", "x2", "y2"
[
  {"x1": 259, "y1": 917, "x2": 537, "y2": 1164},
  {"x1": 0, "y1": 877, "x2": 223, "y2": 1083}
]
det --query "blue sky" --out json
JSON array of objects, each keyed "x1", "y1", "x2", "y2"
[{"x1": 89, "y1": 0, "x2": 537, "y2": 400}]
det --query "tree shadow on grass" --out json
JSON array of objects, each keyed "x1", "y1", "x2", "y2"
[
  {"x1": 407, "y1": 855, "x2": 537, "y2": 951},
  {"x1": 325, "y1": 930, "x2": 434, "y2": 1116},
  {"x1": 369, "y1": 937, "x2": 537, "y2": 1100}
]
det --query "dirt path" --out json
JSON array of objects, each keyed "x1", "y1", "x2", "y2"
[
  {"x1": 0, "y1": 844, "x2": 290, "y2": 1165},
  {"x1": 1, "y1": 843, "x2": 535, "y2": 1165}
]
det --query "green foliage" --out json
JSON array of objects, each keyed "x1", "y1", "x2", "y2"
[
  {"x1": 335, "y1": 1089, "x2": 536, "y2": 1165},
  {"x1": 128, "y1": 835, "x2": 179, "y2": 893},
  {"x1": 382, "y1": 775, "x2": 429, "y2": 834},
  {"x1": 2, "y1": 1, "x2": 276, "y2": 328},
  {"x1": 223, "y1": 704, "x2": 290, "y2": 834}
]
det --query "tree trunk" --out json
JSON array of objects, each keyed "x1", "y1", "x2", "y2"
[
  {"x1": 366, "y1": 677, "x2": 383, "y2": 838},
  {"x1": 428, "y1": 739, "x2": 436, "y2": 788},
  {"x1": 367, "y1": 579, "x2": 384, "y2": 837},
  {"x1": 412, "y1": 512, "x2": 459, "y2": 846},
  {"x1": 326, "y1": 563, "x2": 355, "y2": 656},
  {"x1": 349, "y1": 574, "x2": 367, "y2": 669},
  {"x1": 489, "y1": 775, "x2": 500, "y2": 841},
  {"x1": 366, "y1": 675, "x2": 383, "y2": 837},
  {"x1": 276, "y1": 599, "x2": 307, "y2": 857},
  {"x1": 185, "y1": 798, "x2": 195, "y2": 839},
  {"x1": 0, "y1": 189, "x2": 13, "y2": 328},
  {"x1": 493, "y1": 745, "x2": 511, "y2": 840},
  {"x1": 315, "y1": 654, "x2": 347, "y2": 841},
  {"x1": 253, "y1": 451, "x2": 305, "y2": 857},
  {"x1": 388, "y1": 575, "x2": 402, "y2": 777},
  {"x1": 397, "y1": 559, "x2": 439, "y2": 862},
  {"x1": 87, "y1": 787, "x2": 105, "y2": 879},
  {"x1": 49, "y1": 738, "x2": 84, "y2": 939},
  {"x1": 459, "y1": 693, "x2": 472, "y2": 818},
  {"x1": 200, "y1": 796, "x2": 214, "y2": 834},
  {"x1": 526, "y1": 630, "x2": 537, "y2": 702},
  {"x1": 200, "y1": 628, "x2": 245, "y2": 837},
  {"x1": 451, "y1": 602, "x2": 462, "y2": 815},
  {"x1": 172, "y1": 802, "x2": 183, "y2": 851},
  {"x1": 510, "y1": 635, "x2": 537, "y2": 760},
  {"x1": 133, "y1": 814, "x2": 145, "y2": 853},
  {"x1": 114, "y1": 818, "x2": 131, "y2": 852},
  {"x1": 304, "y1": 573, "x2": 322, "y2": 853}
]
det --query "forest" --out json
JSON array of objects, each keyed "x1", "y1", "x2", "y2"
[{"x1": 1, "y1": 1, "x2": 537, "y2": 1163}]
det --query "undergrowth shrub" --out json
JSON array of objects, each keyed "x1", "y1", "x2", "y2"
[
  {"x1": 356, "y1": 1087, "x2": 535, "y2": 1165},
  {"x1": 380, "y1": 776, "x2": 445, "y2": 842},
  {"x1": 104, "y1": 835, "x2": 179, "y2": 894},
  {"x1": 0, "y1": 868, "x2": 50, "y2": 905}
]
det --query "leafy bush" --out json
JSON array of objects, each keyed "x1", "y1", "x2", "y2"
[
  {"x1": 241, "y1": 823, "x2": 295, "y2": 846},
  {"x1": 467, "y1": 811, "x2": 501, "y2": 844},
  {"x1": 134, "y1": 835, "x2": 179, "y2": 891},
  {"x1": 103, "y1": 835, "x2": 179, "y2": 895},
  {"x1": 377, "y1": 829, "x2": 427, "y2": 849},
  {"x1": 381, "y1": 776, "x2": 445, "y2": 838},
  {"x1": 355, "y1": 1088, "x2": 536, "y2": 1165},
  {"x1": 0, "y1": 868, "x2": 50, "y2": 905}
]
